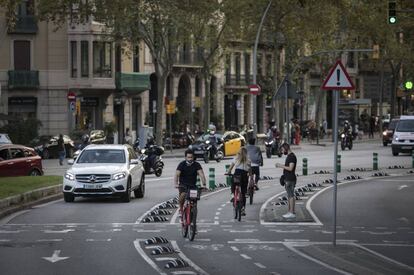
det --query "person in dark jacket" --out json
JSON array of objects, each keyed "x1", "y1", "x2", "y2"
[
  {"x1": 57, "y1": 134, "x2": 65, "y2": 166},
  {"x1": 246, "y1": 138, "x2": 263, "y2": 190}
]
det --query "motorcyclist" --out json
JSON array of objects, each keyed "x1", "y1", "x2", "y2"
[
  {"x1": 343, "y1": 120, "x2": 353, "y2": 136},
  {"x1": 207, "y1": 129, "x2": 220, "y2": 158},
  {"x1": 79, "y1": 134, "x2": 90, "y2": 150}
]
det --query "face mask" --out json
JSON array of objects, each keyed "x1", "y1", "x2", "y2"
[{"x1": 186, "y1": 160, "x2": 194, "y2": 165}]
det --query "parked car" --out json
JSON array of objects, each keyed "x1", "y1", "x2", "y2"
[
  {"x1": 63, "y1": 144, "x2": 145, "y2": 202},
  {"x1": 34, "y1": 135, "x2": 75, "y2": 159},
  {"x1": 0, "y1": 133, "x2": 12, "y2": 144},
  {"x1": 188, "y1": 131, "x2": 245, "y2": 158},
  {"x1": 382, "y1": 118, "x2": 399, "y2": 146},
  {"x1": 0, "y1": 144, "x2": 43, "y2": 176}
]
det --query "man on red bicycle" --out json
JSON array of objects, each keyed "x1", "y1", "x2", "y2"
[{"x1": 174, "y1": 149, "x2": 207, "y2": 214}]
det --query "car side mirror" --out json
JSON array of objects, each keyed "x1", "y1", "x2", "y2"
[
  {"x1": 130, "y1": 159, "x2": 139, "y2": 165},
  {"x1": 67, "y1": 159, "x2": 74, "y2": 165}
]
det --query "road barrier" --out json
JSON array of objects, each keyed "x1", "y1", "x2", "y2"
[
  {"x1": 337, "y1": 154, "x2": 341, "y2": 173},
  {"x1": 373, "y1": 152, "x2": 378, "y2": 171},
  {"x1": 225, "y1": 164, "x2": 231, "y2": 186},
  {"x1": 209, "y1": 168, "x2": 215, "y2": 189},
  {"x1": 302, "y1": 158, "x2": 308, "y2": 176}
]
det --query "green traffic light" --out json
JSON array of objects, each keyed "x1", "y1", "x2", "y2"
[
  {"x1": 389, "y1": 17, "x2": 396, "y2": 24},
  {"x1": 405, "y1": 81, "x2": 413, "y2": 90}
]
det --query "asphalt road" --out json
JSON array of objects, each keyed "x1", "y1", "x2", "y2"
[{"x1": 0, "y1": 141, "x2": 413, "y2": 274}]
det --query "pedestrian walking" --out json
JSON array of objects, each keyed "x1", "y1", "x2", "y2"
[
  {"x1": 275, "y1": 143, "x2": 297, "y2": 219},
  {"x1": 369, "y1": 115, "x2": 375, "y2": 138},
  {"x1": 124, "y1": 128, "x2": 132, "y2": 145},
  {"x1": 57, "y1": 134, "x2": 65, "y2": 166}
]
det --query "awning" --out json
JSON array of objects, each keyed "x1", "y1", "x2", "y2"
[{"x1": 115, "y1": 72, "x2": 151, "y2": 93}]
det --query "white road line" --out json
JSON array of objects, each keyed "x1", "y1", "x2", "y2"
[
  {"x1": 351, "y1": 243, "x2": 414, "y2": 270},
  {"x1": 171, "y1": 272, "x2": 197, "y2": 275},
  {"x1": 43, "y1": 229, "x2": 75, "y2": 234},
  {"x1": 134, "y1": 239, "x2": 168, "y2": 275},
  {"x1": 268, "y1": 229, "x2": 303, "y2": 233},
  {"x1": 37, "y1": 239, "x2": 62, "y2": 242},
  {"x1": 361, "y1": 231, "x2": 395, "y2": 235},
  {"x1": 284, "y1": 242, "x2": 352, "y2": 275},
  {"x1": 171, "y1": 241, "x2": 209, "y2": 275},
  {"x1": 146, "y1": 177, "x2": 174, "y2": 182},
  {"x1": 254, "y1": 262, "x2": 266, "y2": 269},
  {"x1": 0, "y1": 239, "x2": 11, "y2": 242},
  {"x1": 284, "y1": 239, "x2": 309, "y2": 242},
  {"x1": 240, "y1": 254, "x2": 252, "y2": 260},
  {"x1": 133, "y1": 229, "x2": 162, "y2": 233},
  {"x1": 228, "y1": 230, "x2": 256, "y2": 233},
  {"x1": 196, "y1": 239, "x2": 211, "y2": 242},
  {"x1": 86, "y1": 239, "x2": 111, "y2": 242},
  {"x1": 155, "y1": 257, "x2": 177, "y2": 261},
  {"x1": 217, "y1": 208, "x2": 223, "y2": 211},
  {"x1": 221, "y1": 204, "x2": 226, "y2": 207},
  {"x1": 215, "y1": 212, "x2": 221, "y2": 215},
  {"x1": 0, "y1": 230, "x2": 25, "y2": 233},
  {"x1": 230, "y1": 246, "x2": 239, "y2": 252}
]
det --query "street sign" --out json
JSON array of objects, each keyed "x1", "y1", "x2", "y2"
[
  {"x1": 321, "y1": 60, "x2": 355, "y2": 90},
  {"x1": 69, "y1": 101, "x2": 75, "y2": 112},
  {"x1": 166, "y1": 104, "x2": 175, "y2": 114},
  {"x1": 248, "y1": 84, "x2": 261, "y2": 95},
  {"x1": 67, "y1": 91, "x2": 76, "y2": 101}
]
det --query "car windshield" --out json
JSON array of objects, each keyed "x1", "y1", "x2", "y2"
[
  {"x1": 396, "y1": 120, "x2": 414, "y2": 132},
  {"x1": 77, "y1": 149, "x2": 125, "y2": 164},
  {"x1": 389, "y1": 120, "x2": 398, "y2": 130}
]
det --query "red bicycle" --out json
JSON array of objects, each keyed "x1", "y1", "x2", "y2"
[
  {"x1": 227, "y1": 174, "x2": 243, "y2": 221},
  {"x1": 181, "y1": 187, "x2": 204, "y2": 241}
]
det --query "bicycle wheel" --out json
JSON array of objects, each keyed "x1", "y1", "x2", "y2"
[
  {"x1": 233, "y1": 189, "x2": 239, "y2": 219},
  {"x1": 237, "y1": 200, "x2": 242, "y2": 222},
  {"x1": 181, "y1": 207, "x2": 189, "y2": 238},
  {"x1": 188, "y1": 205, "x2": 197, "y2": 241},
  {"x1": 248, "y1": 186, "x2": 254, "y2": 205}
]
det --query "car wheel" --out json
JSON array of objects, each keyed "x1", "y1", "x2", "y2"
[
  {"x1": 28, "y1": 169, "x2": 41, "y2": 176},
  {"x1": 121, "y1": 179, "x2": 132, "y2": 202},
  {"x1": 63, "y1": 193, "x2": 75, "y2": 202},
  {"x1": 134, "y1": 176, "x2": 145, "y2": 198},
  {"x1": 155, "y1": 168, "x2": 162, "y2": 177},
  {"x1": 392, "y1": 149, "x2": 399, "y2": 156},
  {"x1": 42, "y1": 149, "x2": 50, "y2": 159}
]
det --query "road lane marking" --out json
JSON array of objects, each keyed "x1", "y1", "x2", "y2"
[
  {"x1": 146, "y1": 177, "x2": 174, "y2": 182},
  {"x1": 0, "y1": 230, "x2": 25, "y2": 233},
  {"x1": 171, "y1": 272, "x2": 197, "y2": 275},
  {"x1": 43, "y1": 229, "x2": 75, "y2": 234},
  {"x1": 134, "y1": 239, "x2": 167, "y2": 275},
  {"x1": 155, "y1": 257, "x2": 177, "y2": 261},
  {"x1": 268, "y1": 229, "x2": 303, "y2": 233},
  {"x1": 230, "y1": 246, "x2": 239, "y2": 251},
  {"x1": 0, "y1": 239, "x2": 11, "y2": 242},
  {"x1": 254, "y1": 263, "x2": 266, "y2": 269},
  {"x1": 86, "y1": 239, "x2": 111, "y2": 242},
  {"x1": 37, "y1": 239, "x2": 62, "y2": 242},
  {"x1": 133, "y1": 229, "x2": 163, "y2": 233},
  {"x1": 136, "y1": 200, "x2": 175, "y2": 224},
  {"x1": 398, "y1": 185, "x2": 408, "y2": 190},
  {"x1": 240, "y1": 254, "x2": 252, "y2": 260},
  {"x1": 42, "y1": 250, "x2": 70, "y2": 263},
  {"x1": 361, "y1": 231, "x2": 395, "y2": 235},
  {"x1": 215, "y1": 212, "x2": 221, "y2": 215},
  {"x1": 171, "y1": 241, "x2": 209, "y2": 275}
]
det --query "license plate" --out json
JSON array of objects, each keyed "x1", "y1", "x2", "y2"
[
  {"x1": 83, "y1": 184, "x2": 103, "y2": 189},
  {"x1": 401, "y1": 146, "x2": 412, "y2": 150},
  {"x1": 194, "y1": 151, "x2": 204, "y2": 154}
]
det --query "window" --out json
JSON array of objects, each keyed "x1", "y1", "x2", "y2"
[
  {"x1": 244, "y1": 53, "x2": 250, "y2": 84},
  {"x1": 70, "y1": 41, "x2": 77, "y2": 78},
  {"x1": 17, "y1": 0, "x2": 34, "y2": 16},
  {"x1": 235, "y1": 52, "x2": 241, "y2": 84},
  {"x1": 115, "y1": 44, "x2": 121, "y2": 73},
  {"x1": 14, "y1": 40, "x2": 30, "y2": 70},
  {"x1": 225, "y1": 54, "x2": 231, "y2": 85},
  {"x1": 81, "y1": 41, "x2": 89, "y2": 77},
  {"x1": 347, "y1": 52, "x2": 355, "y2": 68},
  {"x1": 93, "y1": 41, "x2": 112, "y2": 78},
  {"x1": 10, "y1": 148, "x2": 25, "y2": 159},
  {"x1": 133, "y1": 45, "x2": 140, "y2": 72},
  {"x1": 0, "y1": 149, "x2": 9, "y2": 161}
]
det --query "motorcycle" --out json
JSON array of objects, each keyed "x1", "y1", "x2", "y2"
[
  {"x1": 190, "y1": 139, "x2": 224, "y2": 163},
  {"x1": 340, "y1": 131, "x2": 353, "y2": 150},
  {"x1": 264, "y1": 137, "x2": 282, "y2": 158},
  {"x1": 139, "y1": 145, "x2": 164, "y2": 177}
]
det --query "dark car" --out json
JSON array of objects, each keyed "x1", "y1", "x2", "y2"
[
  {"x1": 188, "y1": 133, "x2": 223, "y2": 160},
  {"x1": 34, "y1": 135, "x2": 75, "y2": 159},
  {"x1": 0, "y1": 144, "x2": 43, "y2": 176},
  {"x1": 382, "y1": 118, "x2": 399, "y2": 146}
]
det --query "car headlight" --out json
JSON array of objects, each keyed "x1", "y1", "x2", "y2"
[
  {"x1": 269, "y1": 140, "x2": 274, "y2": 144},
  {"x1": 382, "y1": 131, "x2": 387, "y2": 136},
  {"x1": 64, "y1": 172, "x2": 75, "y2": 181},
  {"x1": 113, "y1": 172, "x2": 126, "y2": 180},
  {"x1": 393, "y1": 136, "x2": 399, "y2": 141},
  {"x1": 140, "y1": 149, "x2": 146, "y2": 154},
  {"x1": 341, "y1": 134, "x2": 345, "y2": 138},
  {"x1": 205, "y1": 140, "x2": 210, "y2": 144}
]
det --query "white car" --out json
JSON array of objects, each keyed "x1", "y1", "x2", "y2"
[
  {"x1": 0, "y1": 133, "x2": 12, "y2": 144},
  {"x1": 63, "y1": 144, "x2": 145, "y2": 202}
]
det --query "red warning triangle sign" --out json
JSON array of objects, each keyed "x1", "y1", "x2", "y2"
[{"x1": 321, "y1": 60, "x2": 355, "y2": 90}]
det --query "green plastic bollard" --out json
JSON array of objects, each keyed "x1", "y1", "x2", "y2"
[
  {"x1": 373, "y1": 152, "x2": 378, "y2": 171},
  {"x1": 225, "y1": 164, "x2": 231, "y2": 186},
  {"x1": 209, "y1": 167, "x2": 215, "y2": 190},
  {"x1": 337, "y1": 154, "x2": 341, "y2": 173},
  {"x1": 303, "y1": 158, "x2": 308, "y2": 176}
]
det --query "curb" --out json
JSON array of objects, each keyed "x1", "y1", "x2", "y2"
[{"x1": 0, "y1": 185, "x2": 62, "y2": 220}]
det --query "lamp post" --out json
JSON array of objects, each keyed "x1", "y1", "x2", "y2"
[{"x1": 252, "y1": 0, "x2": 272, "y2": 137}]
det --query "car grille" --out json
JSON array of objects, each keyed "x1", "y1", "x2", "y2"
[
  {"x1": 75, "y1": 174, "x2": 111, "y2": 183},
  {"x1": 74, "y1": 188, "x2": 112, "y2": 193}
]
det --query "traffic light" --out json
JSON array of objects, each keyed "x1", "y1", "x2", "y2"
[
  {"x1": 405, "y1": 81, "x2": 413, "y2": 90},
  {"x1": 388, "y1": 1, "x2": 397, "y2": 24}
]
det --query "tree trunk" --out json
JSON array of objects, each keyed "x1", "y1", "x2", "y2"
[
  {"x1": 155, "y1": 69, "x2": 167, "y2": 145},
  {"x1": 204, "y1": 73, "x2": 211, "y2": 130}
]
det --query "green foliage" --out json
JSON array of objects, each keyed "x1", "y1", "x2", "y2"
[
  {"x1": 0, "y1": 118, "x2": 42, "y2": 146},
  {"x1": 103, "y1": 121, "x2": 117, "y2": 136},
  {"x1": 0, "y1": 176, "x2": 62, "y2": 199}
]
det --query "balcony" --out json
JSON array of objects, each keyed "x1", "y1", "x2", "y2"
[
  {"x1": 8, "y1": 70, "x2": 39, "y2": 90},
  {"x1": 225, "y1": 74, "x2": 253, "y2": 87},
  {"x1": 115, "y1": 72, "x2": 150, "y2": 93},
  {"x1": 174, "y1": 51, "x2": 203, "y2": 67},
  {"x1": 8, "y1": 15, "x2": 38, "y2": 34}
]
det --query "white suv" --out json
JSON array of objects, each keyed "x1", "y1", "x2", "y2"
[
  {"x1": 63, "y1": 144, "x2": 145, "y2": 202},
  {"x1": 392, "y1": 115, "x2": 414, "y2": 156}
]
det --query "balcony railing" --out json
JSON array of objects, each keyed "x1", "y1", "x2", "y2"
[
  {"x1": 8, "y1": 15, "x2": 38, "y2": 34},
  {"x1": 8, "y1": 70, "x2": 39, "y2": 89},
  {"x1": 115, "y1": 72, "x2": 150, "y2": 93},
  {"x1": 225, "y1": 74, "x2": 253, "y2": 86},
  {"x1": 174, "y1": 51, "x2": 203, "y2": 66}
]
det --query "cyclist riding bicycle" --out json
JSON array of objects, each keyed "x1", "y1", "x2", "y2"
[
  {"x1": 174, "y1": 149, "x2": 207, "y2": 214},
  {"x1": 226, "y1": 147, "x2": 253, "y2": 216},
  {"x1": 246, "y1": 138, "x2": 263, "y2": 190}
]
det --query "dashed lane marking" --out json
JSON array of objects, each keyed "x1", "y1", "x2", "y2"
[
  {"x1": 361, "y1": 231, "x2": 395, "y2": 235},
  {"x1": 43, "y1": 229, "x2": 75, "y2": 234},
  {"x1": 230, "y1": 246, "x2": 239, "y2": 252},
  {"x1": 36, "y1": 239, "x2": 62, "y2": 242},
  {"x1": 240, "y1": 254, "x2": 252, "y2": 260},
  {"x1": 86, "y1": 239, "x2": 111, "y2": 242},
  {"x1": 268, "y1": 229, "x2": 303, "y2": 233},
  {"x1": 155, "y1": 257, "x2": 177, "y2": 261},
  {"x1": 133, "y1": 229, "x2": 163, "y2": 233},
  {"x1": 254, "y1": 262, "x2": 266, "y2": 269},
  {"x1": 171, "y1": 272, "x2": 197, "y2": 275}
]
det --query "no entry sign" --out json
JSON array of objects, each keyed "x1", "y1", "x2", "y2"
[{"x1": 249, "y1": 84, "x2": 261, "y2": 95}]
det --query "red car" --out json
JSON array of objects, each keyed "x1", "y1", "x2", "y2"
[{"x1": 0, "y1": 144, "x2": 43, "y2": 176}]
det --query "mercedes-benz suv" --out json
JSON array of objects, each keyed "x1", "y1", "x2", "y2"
[{"x1": 63, "y1": 144, "x2": 145, "y2": 202}]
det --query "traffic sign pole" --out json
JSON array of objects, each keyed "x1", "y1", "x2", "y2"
[{"x1": 332, "y1": 89, "x2": 339, "y2": 247}]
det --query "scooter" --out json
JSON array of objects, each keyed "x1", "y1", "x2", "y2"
[
  {"x1": 340, "y1": 131, "x2": 353, "y2": 150},
  {"x1": 264, "y1": 137, "x2": 282, "y2": 158},
  {"x1": 139, "y1": 145, "x2": 164, "y2": 177}
]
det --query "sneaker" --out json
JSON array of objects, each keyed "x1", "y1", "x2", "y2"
[
  {"x1": 241, "y1": 208, "x2": 246, "y2": 216},
  {"x1": 254, "y1": 185, "x2": 259, "y2": 191},
  {"x1": 282, "y1": 212, "x2": 296, "y2": 219}
]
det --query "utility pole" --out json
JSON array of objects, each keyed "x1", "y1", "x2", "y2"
[{"x1": 252, "y1": 0, "x2": 272, "y2": 137}]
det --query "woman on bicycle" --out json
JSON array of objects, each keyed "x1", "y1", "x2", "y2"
[{"x1": 226, "y1": 147, "x2": 253, "y2": 216}]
